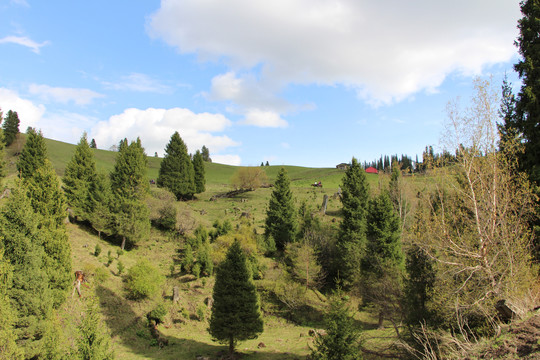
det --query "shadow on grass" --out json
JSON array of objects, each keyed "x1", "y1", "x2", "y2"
[{"x1": 96, "y1": 285, "x2": 304, "y2": 360}]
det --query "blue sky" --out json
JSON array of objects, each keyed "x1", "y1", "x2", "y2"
[{"x1": 0, "y1": 0, "x2": 522, "y2": 167}]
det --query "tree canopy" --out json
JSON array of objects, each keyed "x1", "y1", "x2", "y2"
[{"x1": 157, "y1": 132, "x2": 195, "y2": 200}]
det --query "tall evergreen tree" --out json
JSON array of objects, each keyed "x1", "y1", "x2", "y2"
[
  {"x1": 360, "y1": 192, "x2": 403, "y2": 328},
  {"x1": 109, "y1": 138, "x2": 150, "y2": 250},
  {"x1": 192, "y1": 149, "x2": 206, "y2": 194},
  {"x1": 0, "y1": 123, "x2": 6, "y2": 181},
  {"x1": 0, "y1": 184, "x2": 54, "y2": 358},
  {"x1": 498, "y1": 74, "x2": 520, "y2": 153},
  {"x1": 2, "y1": 110, "x2": 20, "y2": 146},
  {"x1": 311, "y1": 293, "x2": 361, "y2": 360},
  {"x1": 87, "y1": 173, "x2": 113, "y2": 239},
  {"x1": 76, "y1": 298, "x2": 114, "y2": 360},
  {"x1": 514, "y1": 0, "x2": 540, "y2": 184},
  {"x1": 63, "y1": 133, "x2": 97, "y2": 221},
  {"x1": 0, "y1": 249, "x2": 24, "y2": 360},
  {"x1": 209, "y1": 240, "x2": 263, "y2": 356},
  {"x1": 335, "y1": 157, "x2": 370, "y2": 288},
  {"x1": 16, "y1": 127, "x2": 47, "y2": 179},
  {"x1": 201, "y1": 145, "x2": 211, "y2": 162},
  {"x1": 89, "y1": 138, "x2": 97, "y2": 149},
  {"x1": 157, "y1": 132, "x2": 195, "y2": 200},
  {"x1": 264, "y1": 167, "x2": 297, "y2": 251}
]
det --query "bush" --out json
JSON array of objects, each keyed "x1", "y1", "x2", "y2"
[
  {"x1": 196, "y1": 304, "x2": 206, "y2": 321},
  {"x1": 117, "y1": 260, "x2": 125, "y2": 275},
  {"x1": 94, "y1": 244, "x2": 102, "y2": 257},
  {"x1": 125, "y1": 259, "x2": 165, "y2": 300},
  {"x1": 147, "y1": 303, "x2": 169, "y2": 325},
  {"x1": 155, "y1": 204, "x2": 177, "y2": 231}
]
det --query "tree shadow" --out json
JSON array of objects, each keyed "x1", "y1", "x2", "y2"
[{"x1": 95, "y1": 285, "x2": 304, "y2": 359}]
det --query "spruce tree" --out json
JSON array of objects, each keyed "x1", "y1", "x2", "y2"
[
  {"x1": 76, "y1": 298, "x2": 114, "y2": 360},
  {"x1": 360, "y1": 191, "x2": 403, "y2": 328},
  {"x1": 311, "y1": 293, "x2": 361, "y2": 360},
  {"x1": 201, "y1": 145, "x2": 211, "y2": 162},
  {"x1": 514, "y1": 0, "x2": 540, "y2": 184},
  {"x1": 2, "y1": 110, "x2": 20, "y2": 146},
  {"x1": 0, "y1": 184, "x2": 54, "y2": 358},
  {"x1": 264, "y1": 167, "x2": 297, "y2": 251},
  {"x1": 16, "y1": 127, "x2": 47, "y2": 179},
  {"x1": 335, "y1": 157, "x2": 370, "y2": 288},
  {"x1": 192, "y1": 149, "x2": 206, "y2": 194},
  {"x1": 0, "y1": 249, "x2": 24, "y2": 360},
  {"x1": 0, "y1": 125, "x2": 6, "y2": 181},
  {"x1": 209, "y1": 240, "x2": 263, "y2": 356},
  {"x1": 87, "y1": 173, "x2": 113, "y2": 239},
  {"x1": 90, "y1": 138, "x2": 97, "y2": 149},
  {"x1": 63, "y1": 133, "x2": 97, "y2": 221},
  {"x1": 157, "y1": 132, "x2": 195, "y2": 200},
  {"x1": 109, "y1": 138, "x2": 150, "y2": 250}
]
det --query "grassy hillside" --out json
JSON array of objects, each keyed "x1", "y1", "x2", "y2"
[{"x1": 4, "y1": 134, "x2": 401, "y2": 359}]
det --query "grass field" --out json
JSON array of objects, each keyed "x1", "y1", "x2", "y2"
[{"x1": 5, "y1": 134, "x2": 406, "y2": 359}]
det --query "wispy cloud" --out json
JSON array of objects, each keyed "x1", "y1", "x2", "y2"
[
  {"x1": 102, "y1": 73, "x2": 171, "y2": 93},
  {"x1": 0, "y1": 35, "x2": 49, "y2": 54},
  {"x1": 29, "y1": 84, "x2": 104, "y2": 105}
]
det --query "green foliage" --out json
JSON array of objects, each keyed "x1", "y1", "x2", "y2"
[
  {"x1": 112, "y1": 194, "x2": 150, "y2": 250},
  {"x1": 0, "y1": 126, "x2": 6, "y2": 181},
  {"x1": 311, "y1": 293, "x2": 362, "y2": 360},
  {"x1": 0, "y1": 249, "x2": 23, "y2": 360},
  {"x1": 125, "y1": 259, "x2": 165, "y2": 300},
  {"x1": 196, "y1": 304, "x2": 206, "y2": 321},
  {"x1": 209, "y1": 219, "x2": 232, "y2": 241},
  {"x1": 63, "y1": 133, "x2": 97, "y2": 221},
  {"x1": 209, "y1": 239, "x2": 263, "y2": 355},
  {"x1": 76, "y1": 298, "x2": 114, "y2": 360},
  {"x1": 182, "y1": 244, "x2": 194, "y2": 273},
  {"x1": 90, "y1": 138, "x2": 97, "y2": 149},
  {"x1": 155, "y1": 203, "x2": 177, "y2": 231},
  {"x1": 230, "y1": 166, "x2": 268, "y2": 191},
  {"x1": 157, "y1": 131, "x2": 195, "y2": 200},
  {"x1": 2, "y1": 110, "x2": 20, "y2": 146},
  {"x1": 94, "y1": 244, "x2": 102, "y2": 257},
  {"x1": 110, "y1": 137, "x2": 149, "y2": 200},
  {"x1": 106, "y1": 250, "x2": 113, "y2": 267},
  {"x1": 147, "y1": 303, "x2": 168, "y2": 325},
  {"x1": 265, "y1": 167, "x2": 297, "y2": 251},
  {"x1": 201, "y1": 145, "x2": 211, "y2": 162},
  {"x1": 193, "y1": 149, "x2": 206, "y2": 194},
  {"x1": 16, "y1": 127, "x2": 47, "y2": 180},
  {"x1": 87, "y1": 173, "x2": 113, "y2": 239},
  {"x1": 117, "y1": 260, "x2": 125, "y2": 275},
  {"x1": 285, "y1": 241, "x2": 323, "y2": 289},
  {"x1": 336, "y1": 157, "x2": 370, "y2": 288}
]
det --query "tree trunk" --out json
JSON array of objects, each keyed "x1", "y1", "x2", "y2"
[
  {"x1": 321, "y1": 194, "x2": 328, "y2": 214},
  {"x1": 229, "y1": 335, "x2": 235, "y2": 357},
  {"x1": 378, "y1": 311, "x2": 384, "y2": 329},
  {"x1": 121, "y1": 236, "x2": 126, "y2": 250}
]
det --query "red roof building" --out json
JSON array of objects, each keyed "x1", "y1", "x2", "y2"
[{"x1": 365, "y1": 166, "x2": 378, "y2": 174}]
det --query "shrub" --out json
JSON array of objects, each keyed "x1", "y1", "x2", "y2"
[
  {"x1": 125, "y1": 259, "x2": 165, "y2": 300},
  {"x1": 147, "y1": 303, "x2": 168, "y2": 325},
  {"x1": 94, "y1": 244, "x2": 101, "y2": 257},
  {"x1": 106, "y1": 250, "x2": 114, "y2": 267},
  {"x1": 117, "y1": 260, "x2": 125, "y2": 275},
  {"x1": 155, "y1": 204, "x2": 177, "y2": 231},
  {"x1": 196, "y1": 304, "x2": 206, "y2": 321},
  {"x1": 181, "y1": 307, "x2": 189, "y2": 319}
]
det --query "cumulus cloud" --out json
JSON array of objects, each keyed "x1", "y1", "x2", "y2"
[
  {"x1": 242, "y1": 109, "x2": 288, "y2": 128},
  {"x1": 212, "y1": 154, "x2": 242, "y2": 166},
  {"x1": 0, "y1": 35, "x2": 49, "y2": 54},
  {"x1": 0, "y1": 88, "x2": 45, "y2": 130},
  {"x1": 91, "y1": 107, "x2": 240, "y2": 159},
  {"x1": 148, "y1": 0, "x2": 520, "y2": 105},
  {"x1": 102, "y1": 73, "x2": 172, "y2": 93},
  {"x1": 29, "y1": 84, "x2": 104, "y2": 105}
]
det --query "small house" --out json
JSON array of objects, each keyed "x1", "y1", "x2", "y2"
[
  {"x1": 336, "y1": 163, "x2": 349, "y2": 170},
  {"x1": 365, "y1": 166, "x2": 378, "y2": 174}
]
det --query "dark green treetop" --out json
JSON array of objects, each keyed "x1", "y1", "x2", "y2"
[
  {"x1": 201, "y1": 145, "x2": 211, "y2": 162},
  {"x1": 157, "y1": 132, "x2": 195, "y2": 200},
  {"x1": 16, "y1": 127, "x2": 47, "y2": 180},
  {"x1": 110, "y1": 137, "x2": 148, "y2": 200},
  {"x1": 193, "y1": 149, "x2": 206, "y2": 194},
  {"x1": 2, "y1": 110, "x2": 20, "y2": 146},
  {"x1": 209, "y1": 239, "x2": 263, "y2": 356},
  {"x1": 264, "y1": 167, "x2": 297, "y2": 251}
]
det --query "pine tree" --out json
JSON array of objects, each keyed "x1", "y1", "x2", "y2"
[
  {"x1": 264, "y1": 167, "x2": 297, "y2": 251},
  {"x1": 76, "y1": 298, "x2": 114, "y2": 360},
  {"x1": 16, "y1": 127, "x2": 47, "y2": 179},
  {"x1": 157, "y1": 132, "x2": 195, "y2": 200},
  {"x1": 209, "y1": 240, "x2": 263, "y2": 356},
  {"x1": 192, "y1": 149, "x2": 206, "y2": 194},
  {"x1": 311, "y1": 292, "x2": 361, "y2": 360},
  {"x1": 87, "y1": 173, "x2": 113, "y2": 239},
  {"x1": 335, "y1": 157, "x2": 370, "y2": 288},
  {"x1": 360, "y1": 191, "x2": 403, "y2": 328},
  {"x1": 0, "y1": 249, "x2": 24, "y2": 360},
  {"x1": 63, "y1": 133, "x2": 97, "y2": 221},
  {"x1": 2, "y1": 110, "x2": 20, "y2": 146},
  {"x1": 90, "y1": 138, "x2": 97, "y2": 149},
  {"x1": 0, "y1": 183, "x2": 54, "y2": 358},
  {"x1": 109, "y1": 138, "x2": 150, "y2": 250},
  {"x1": 514, "y1": 0, "x2": 540, "y2": 184},
  {"x1": 201, "y1": 145, "x2": 211, "y2": 162},
  {"x1": 0, "y1": 124, "x2": 6, "y2": 181}
]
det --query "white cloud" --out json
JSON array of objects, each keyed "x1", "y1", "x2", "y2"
[
  {"x1": 242, "y1": 109, "x2": 287, "y2": 128},
  {"x1": 212, "y1": 154, "x2": 242, "y2": 166},
  {"x1": 28, "y1": 84, "x2": 104, "y2": 105},
  {"x1": 0, "y1": 35, "x2": 49, "y2": 54},
  {"x1": 102, "y1": 73, "x2": 171, "y2": 93},
  {"x1": 0, "y1": 88, "x2": 45, "y2": 130},
  {"x1": 91, "y1": 107, "x2": 240, "y2": 159},
  {"x1": 148, "y1": 0, "x2": 520, "y2": 105}
]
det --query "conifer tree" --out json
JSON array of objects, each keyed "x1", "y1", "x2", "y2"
[
  {"x1": 0, "y1": 124, "x2": 6, "y2": 181},
  {"x1": 311, "y1": 292, "x2": 361, "y2": 360},
  {"x1": 157, "y1": 132, "x2": 195, "y2": 200},
  {"x1": 209, "y1": 240, "x2": 263, "y2": 356},
  {"x1": 360, "y1": 191, "x2": 403, "y2": 328},
  {"x1": 16, "y1": 127, "x2": 47, "y2": 179},
  {"x1": 2, "y1": 110, "x2": 20, "y2": 146},
  {"x1": 335, "y1": 157, "x2": 370, "y2": 288},
  {"x1": 0, "y1": 249, "x2": 24, "y2": 360},
  {"x1": 192, "y1": 149, "x2": 206, "y2": 194},
  {"x1": 264, "y1": 167, "x2": 297, "y2": 251},
  {"x1": 76, "y1": 298, "x2": 114, "y2": 360},
  {"x1": 109, "y1": 138, "x2": 150, "y2": 250},
  {"x1": 63, "y1": 133, "x2": 97, "y2": 221},
  {"x1": 0, "y1": 184, "x2": 54, "y2": 358},
  {"x1": 201, "y1": 145, "x2": 211, "y2": 162},
  {"x1": 87, "y1": 173, "x2": 113, "y2": 239},
  {"x1": 90, "y1": 138, "x2": 97, "y2": 149}
]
